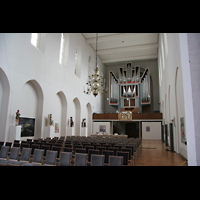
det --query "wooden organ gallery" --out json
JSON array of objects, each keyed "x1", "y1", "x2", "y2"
[{"x1": 93, "y1": 61, "x2": 161, "y2": 139}]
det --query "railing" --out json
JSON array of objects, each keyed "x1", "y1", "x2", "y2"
[{"x1": 93, "y1": 112, "x2": 162, "y2": 120}]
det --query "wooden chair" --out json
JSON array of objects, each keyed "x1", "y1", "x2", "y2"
[
  {"x1": 102, "y1": 150, "x2": 114, "y2": 165},
  {"x1": 117, "y1": 151, "x2": 129, "y2": 166},
  {"x1": 42, "y1": 150, "x2": 57, "y2": 166},
  {"x1": 86, "y1": 146, "x2": 94, "y2": 153},
  {"x1": 74, "y1": 153, "x2": 87, "y2": 166},
  {"x1": 91, "y1": 155, "x2": 105, "y2": 166},
  {"x1": 108, "y1": 147, "x2": 119, "y2": 156},
  {"x1": 96, "y1": 146, "x2": 106, "y2": 155},
  {"x1": 22, "y1": 149, "x2": 44, "y2": 166},
  {"x1": 109, "y1": 156, "x2": 123, "y2": 166},
  {"x1": 8, "y1": 148, "x2": 31, "y2": 166},
  {"x1": 75, "y1": 148, "x2": 86, "y2": 154},
  {"x1": 0, "y1": 146, "x2": 10, "y2": 160},
  {"x1": 0, "y1": 147, "x2": 20, "y2": 165},
  {"x1": 87, "y1": 149, "x2": 99, "y2": 165},
  {"x1": 59, "y1": 152, "x2": 72, "y2": 166},
  {"x1": 63, "y1": 147, "x2": 73, "y2": 153}
]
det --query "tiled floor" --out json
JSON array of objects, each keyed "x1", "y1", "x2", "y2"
[{"x1": 135, "y1": 140, "x2": 188, "y2": 166}]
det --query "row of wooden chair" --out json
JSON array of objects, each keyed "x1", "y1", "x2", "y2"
[{"x1": 0, "y1": 146, "x2": 124, "y2": 166}]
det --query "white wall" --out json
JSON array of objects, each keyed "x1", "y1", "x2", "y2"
[
  {"x1": 158, "y1": 33, "x2": 187, "y2": 159},
  {"x1": 93, "y1": 122, "x2": 111, "y2": 135},
  {"x1": 181, "y1": 33, "x2": 200, "y2": 166},
  {"x1": 142, "y1": 122, "x2": 161, "y2": 140},
  {"x1": 0, "y1": 33, "x2": 106, "y2": 142}
]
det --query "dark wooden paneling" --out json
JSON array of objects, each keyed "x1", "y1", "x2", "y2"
[{"x1": 93, "y1": 113, "x2": 162, "y2": 120}]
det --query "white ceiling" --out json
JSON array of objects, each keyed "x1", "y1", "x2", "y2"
[{"x1": 82, "y1": 33, "x2": 159, "y2": 66}]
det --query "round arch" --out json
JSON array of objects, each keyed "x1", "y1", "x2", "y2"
[
  {"x1": 57, "y1": 91, "x2": 67, "y2": 136},
  {"x1": 86, "y1": 102, "x2": 92, "y2": 136},
  {"x1": 22, "y1": 79, "x2": 44, "y2": 139},
  {"x1": 0, "y1": 67, "x2": 10, "y2": 141},
  {"x1": 73, "y1": 97, "x2": 81, "y2": 136}
]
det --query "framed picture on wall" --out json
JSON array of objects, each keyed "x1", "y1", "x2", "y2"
[
  {"x1": 146, "y1": 126, "x2": 150, "y2": 132},
  {"x1": 55, "y1": 123, "x2": 59, "y2": 133},
  {"x1": 19, "y1": 117, "x2": 35, "y2": 137},
  {"x1": 99, "y1": 125, "x2": 106, "y2": 132},
  {"x1": 180, "y1": 117, "x2": 185, "y2": 143}
]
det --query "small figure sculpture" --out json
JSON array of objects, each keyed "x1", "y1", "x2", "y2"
[
  {"x1": 82, "y1": 118, "x2": 86, "y2": 127},
  {"x1": 70, "y1": 117, "x2": 74, "y2": 127},
  {"x1": 15, "y1": 110, "x2": 20, "y2": 125},
  {"x1": 49, "y1": 114, "x2": 54, "y2": 126},
  {"x1": 47, "y1": 114, "x2": 54, "y2": 126}
]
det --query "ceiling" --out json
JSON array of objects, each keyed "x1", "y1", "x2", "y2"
[{"x1": 82, "y1": 33, "x2": 159, "y2": 66}]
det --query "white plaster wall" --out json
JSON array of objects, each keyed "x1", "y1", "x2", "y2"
[
  {"x1": 158, "y1": 33, "x2": 187, "y2": 159},
  {"x1": 142, "y1": 122, "x2": 161, "y2": 140},
  {"x1": 0, "y1": 79, "x2": 3, "y2": 115},
  {"x1": 183, "y1": 33, "x2": 200, "y2": 165},
  {"x1": 93, "y1": 122, "x2": 111, "y2": 135},
  {"x1": 0, "y1": 33, "x2": 106, "y2": 142},
  {"x1": 19, "y1": 81, "x2": 37, "y2": 119}
]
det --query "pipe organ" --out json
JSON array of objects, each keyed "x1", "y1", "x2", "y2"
[{"x1": 109, "y1": 62, "x2": 151, "y2": 113}]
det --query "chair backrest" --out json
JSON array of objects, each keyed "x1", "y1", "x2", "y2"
[
  {"x1": 74, "y1": 153, "x2": 87, "y2": 166},
  {"x1": 114, "y1": 145, "x2": 122, "y2": 151},
  {"x1": 102, "y1": 150, "x2": 114, "y2": 164},
  {"x1": 41, "y1": 145, "x2": 50, "y2": 156},
  {"x1": 108, "y1": 147, "x2": 119, "y2": 156},
  {"x1": 31, "y1": 144, "x2": 40, "y2": 155},
  {"x1": 74, "y1": 145, "x2": 83, "y2": 152},
  {"x1": 63, "y1": 147, "x2": 73, "y2": 153},
  {"x1": 65, "y1": 144, "x2": 72, "y2": 148},
  {"x1": 45, "y1": 150, "x2": 57, "y2": 165},
  {"x1": 118, "y1": 143, "x2": 126, "y2": 148},
  {"x1": 45, "y1": 143, "x2": 53, "y2": 150},
  {"x1": 22, "y1": 143, "x2": 30, "y2": 149},
  {"x1": 122, "y1": 148, "x2": 132, "y2": 160},
  {"x1": 32, "y1": 149, "x2": 44, "y2": 163},
  {"x1": 117, "y1": 151, "x2": 129, "y2": 165},
  {"x1": 0, "y1": 146, "x2": 9, "y2": 159},
  {"x1": 0, "y1": 141, "x2": 4, "y2": 146},
  {"x1": 52, "y1": 146, "x2": 61, "y2": 158},
  {"x1": 93, "y1": 144, "x2": 101, "y2": 150},
  {"x1": 54, "y1": 143, "x2": 62, "y2": 147},
  {"x1": 13, "y1": 143, "x2": 20, "y2": 147},
  {"x1": 109, "y1": 142, "x2": 116, "y2": 147},
  {"x1": 83, "y1": 143, "x2": 90, "y2": 148},
  {"x1": 103, "y1": 144, "x2": 112, "y2": 150},
  {"x1": 9, "y1": 147, "x2": 20, "y2": 160},
  {"x1": 88, "y1": 149, "x2": 99, "y2": 162},
  {"x1": 59, "y1": 152, "x2": 71, "y2": 166},
  {"x1": 5, "y1": 142, "x2": 12, "y2": 147},
  {"x1": 96, "y1": 146, "x2": 106, "y2": 155},
  {"x1": 91, "y1": 155, "x2": 105, "y2": 166},
  {"x1": 125, "y1": 145, "x2": 134, "y2": 155},
  {"x1": 75, "y1": 148, "x2": 86, "y2": 154},
  {"x1": 20, "y1": 148, "x2": 31, "y2": 161},
  {"x1": 99, "y1": 142, "x2": 106, "y2": 147},
  {"x1": 109, "y1": 156, "x2": 123, "y2": 166},
  {"x1": 86, "y1": 146, "x2": 94, "y2": 153}
]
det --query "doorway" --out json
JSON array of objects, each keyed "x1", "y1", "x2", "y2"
[{"x1": 126, "y1": 122, "x2": 139, "y2": 138}]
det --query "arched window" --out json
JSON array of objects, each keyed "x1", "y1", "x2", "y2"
[
  {"x1": 31, "y1": 33, "x2": 39, "y2": 47},
  {"x1": 75, "y1": 48, "x2": 78, "y2": 74},
  {"x1": 74, "y1": 44, "x2": 81, "y2": 77}
]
